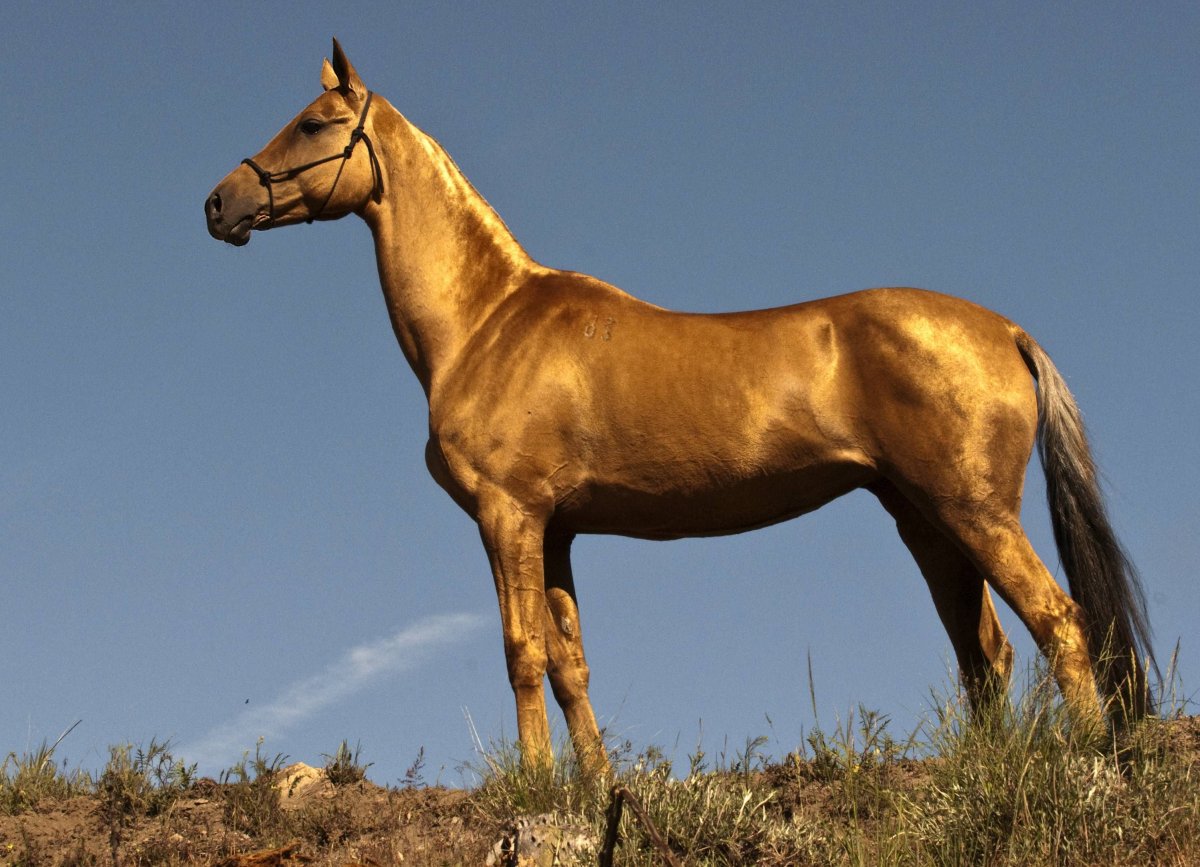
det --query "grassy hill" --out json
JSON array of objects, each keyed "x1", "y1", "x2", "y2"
[{"x1": 3, "y1": 679, "x2": 1197, "y2": 866}]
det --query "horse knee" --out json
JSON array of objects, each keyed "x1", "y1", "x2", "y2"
[{"x1": 504, "y1": 638, "x2": 548, "y2": 691}]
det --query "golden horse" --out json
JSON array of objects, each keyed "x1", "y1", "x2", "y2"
[{"x1": 206, "y1": 40, "x2": 1154, "y2": 773}]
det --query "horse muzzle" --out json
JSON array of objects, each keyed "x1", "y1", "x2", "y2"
[{"x1": 205, "y1": 171, "x2": 267, "y2": 246}]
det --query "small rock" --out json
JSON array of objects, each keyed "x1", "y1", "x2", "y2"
[
  {"x1": 276, "y1": 762, "x2": 326, "y2": 796},
  {"x1": 486, "y1": 814, "x2": 598, "y2": 867}
]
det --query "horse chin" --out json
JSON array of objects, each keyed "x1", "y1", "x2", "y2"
[{"x1": 223, "y1": 217, "x2": 255, "y2": 247}]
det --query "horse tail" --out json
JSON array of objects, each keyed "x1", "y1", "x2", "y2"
[{"x1": 1015, "y1": 329, "x2": 1156, "y2": 719}]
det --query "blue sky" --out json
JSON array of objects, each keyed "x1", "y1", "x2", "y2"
[{"x1": 3, "y1": 3, "x2": 1197, "y2": 785}]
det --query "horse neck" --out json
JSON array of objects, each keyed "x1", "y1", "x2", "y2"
[{"x1": 362, "y1": 103, "x2": 533, "y2": 396}]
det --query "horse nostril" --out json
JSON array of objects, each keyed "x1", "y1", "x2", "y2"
[{"x1": 207, "y1": 192, "x2": 222, "y2": 216}]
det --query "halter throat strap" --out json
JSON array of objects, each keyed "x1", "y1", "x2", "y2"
[{"x1": 242, "y1": 90, "x2": 381, "y2": 227}]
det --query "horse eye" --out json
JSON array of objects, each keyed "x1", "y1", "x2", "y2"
[{"x1": 299, "y1": 119, "x2": 324, "y2": 135}]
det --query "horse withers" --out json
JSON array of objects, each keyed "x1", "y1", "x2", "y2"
[{"x1": 205, "y1": 39, "x2": 1154, "y2": 774}]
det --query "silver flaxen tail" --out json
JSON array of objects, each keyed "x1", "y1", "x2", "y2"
[{"x1": 1016, "y1": 330, "x2": 1156, "y2": 718}]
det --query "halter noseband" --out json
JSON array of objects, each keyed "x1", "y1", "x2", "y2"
[{"x1": 241, "y1": 90, "x2": 382, "y2": 227}]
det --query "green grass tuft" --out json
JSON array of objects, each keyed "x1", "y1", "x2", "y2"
[
  {"x1": 0, "y1": 722, "x2": 91, "y2": 815},
  {"x1": 321, "y1": 739, "x2": 373, "y2": 787}
]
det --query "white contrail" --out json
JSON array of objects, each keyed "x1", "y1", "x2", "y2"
[{"x1": 180, "y1": 612, "x2": 486, "y2": 771}]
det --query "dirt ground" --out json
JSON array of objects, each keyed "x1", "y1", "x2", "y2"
[
  {"x1": 3, "y1": 715, "x2": 1198, "y2": 867},
  {"x1": 0, "y1": 764, "x2": 500, "y2": 867}
]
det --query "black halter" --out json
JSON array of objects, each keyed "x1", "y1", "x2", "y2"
[{"x1": 242, "y1": 90, "x2": 382, "y2": 227}]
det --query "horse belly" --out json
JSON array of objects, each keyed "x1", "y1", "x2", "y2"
[{"x1": 555, "y1": 456, "x2": 875, "y2": 540}]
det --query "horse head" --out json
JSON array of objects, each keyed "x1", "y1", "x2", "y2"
[{"x1": 205, "y1": 39, "x2": 382, "y2": 246}]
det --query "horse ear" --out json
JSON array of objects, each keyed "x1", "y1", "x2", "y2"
[
  {"x1": 328, "y1": 38, "x2": 366, "y2": 98},
  {"x1": 320, "y1": 57, "x2": 339, "y2": 92}
]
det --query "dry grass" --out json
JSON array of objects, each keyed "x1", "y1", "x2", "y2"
[
  {"x1": 2, "y1": 665, "x2": 1197, "y2": 865},
  {"x1": 467, "y1": 662, "x2": 1200, "y2": 866}
]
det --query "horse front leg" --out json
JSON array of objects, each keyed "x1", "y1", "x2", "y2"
[
  {"x1": 544, "y1": 533, "x2": 610, "y2": 777},
  {"x1": 478, "y1": 499, "x2": 554, "y2": 769}
]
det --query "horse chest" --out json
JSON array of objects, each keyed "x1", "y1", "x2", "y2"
[{"x1": 424, "y1": 406, "x2": 572, "y2": 513}]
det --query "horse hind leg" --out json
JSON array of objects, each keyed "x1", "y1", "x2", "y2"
[
  {"x1": 929, "y1": 498, "x2": 1102, "y2": 724},
  {"x1": 873, "y1": 482, "x2": 1013, "y2": 712}
]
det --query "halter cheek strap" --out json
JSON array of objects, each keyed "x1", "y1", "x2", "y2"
[{"x1": 242, "y1": 90, "x2": 382, "y2": 227}]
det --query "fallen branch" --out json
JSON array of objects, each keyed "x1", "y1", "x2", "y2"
[
  {"x1": 217, "y1": 841, "x2": 311, "y2": 867},
  {"x1": 599, "y1": 785, "x2": 682, "y2": 867}
]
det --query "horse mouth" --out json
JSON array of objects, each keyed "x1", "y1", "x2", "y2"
[
  {"x1": 221, "y1": 215, "x2": 259, "y2": 247},
  {"x1": 211, "y1": 208, "x2": 272, "y2": 246},
  {"x1": 235, "y1": 212, "x2": 277, "y2": 243}
]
